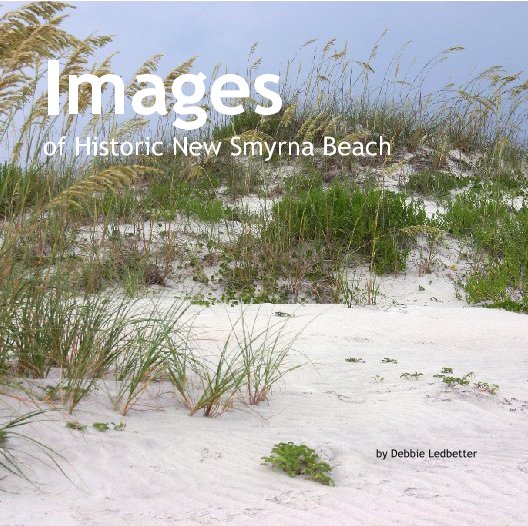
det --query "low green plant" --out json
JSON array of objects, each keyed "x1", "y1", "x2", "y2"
[
  {"x1": 433, "y1": 367, "x2": 453, "y2": 377},
  {"x1": 92, "y1": 422, "x2": 110, "y2": 432},
  {"x1": 112, "y1": 421, "x2": 126, "y2": 431},
  {"x1": 474, "y1": 381, "x2": 499, "y2": 395},
  {"x1": 66, "y1": 420, "x2": 87, "y2": 431},
  {"x1": 372, "y1": 374, "x2": 385, "y2": 382},
  {"x1": 345, "y1": 357, "x2": 365, "y2": 363},
  {"x1": 274, "y1": 311, "x2": 294, "y2": 318},
  {"x1": 400, "y1": 372, "x2": 423, "y2": 380},
  {"x1": 89, "y1": 421, "x2": 126, "y2": 432},
  {"x1": 262, "y1": 442, "x2": 334, "y2": 486},
  {"x1": 381, "y1": 357, "x2": 398, "y2": 364},
  {"x1": 441, "y1": 372, "x2": 474, "y2": 387}
]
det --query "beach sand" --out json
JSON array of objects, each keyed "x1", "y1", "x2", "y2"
[{"x1": 2, "y1": 304, "x2": 527, "y2": 525}]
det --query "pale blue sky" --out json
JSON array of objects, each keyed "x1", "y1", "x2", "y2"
[{"x1": 49, "y1": 1, "x2": 528, "y2": 90}]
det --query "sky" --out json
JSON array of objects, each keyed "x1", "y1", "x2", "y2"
[{"x1": 48, "y1": 1, "x2": 528, "y2": 90}]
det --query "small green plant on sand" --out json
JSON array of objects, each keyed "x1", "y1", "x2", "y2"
[
  {"x1": 381, "y1": 357, "x2": 398, "y2": 364},
  {"x1": 345, "y1": 357, "x2": 365, "y2": 363},
  {"x1": 433, "y1": 367, "x2": 453, "y2": 377},
  {"x1": 112, "y1": 421, "x2": 127, "y2": 431},
  {"x1": 474, "y1": 381, "x2": 499, "y2": 395},
  {"x1": 92, "y1": 422, "x2": 110, "y2": 432},
  {"x1": 274, "y1": 311, "x2": 294, "y2": 318},
  {"x1": 91, "y1": 421, "x2": 126, "y2": 432},
  {"x1": 262, "y1": 442, "x2": 334, "y2": 486},
  {"x1": 400, "y1": 372, "x2": 423, "y2": 380},
  {"x1": 434, "y1": 369, "x2": 499, "y2": 394},
  {"x1": 372, "y1": 374, "x2": 385, "y2": 382},
  {"x1": 438, "y1": 371, "x2": 474, "y2": 387},
  {"x1": 66, "y1": 421, "x2": 87, "y2": 431}
]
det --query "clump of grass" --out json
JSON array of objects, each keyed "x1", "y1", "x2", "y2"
[
  {"x1": 112, "y1": 301, "x2": 190, "y2": 415},
  {"x1": 168, "y1": 309, "x2": 303, "y2": 416},
  {"x1": 267, "y1": 181, "x2": 427, "y2": 274},
  {"x1": 401, "y1": 225, "x2": 446, "y2": 275},
  {"x1": 188, "y1": 343, "x2": 246, "y2": 417},
  {"x1": 0, "y1": 277, "x2": 139, "y2": 412},
  {"x1": 235, "y1": 308, "x2": 302, "y2": 405},
  {"x1": 403, "y1": 170, "x2": 468, "y2": 200},
  {"x1": 218, "y1": 180, "x2": 428, "y2": 303},
  {"x1": 142, "y1": 168, "x2": 239, "y2": 222},
  {"x1": 0, "y1": 271, "x2": 199, "y2": 416},
  {"x1": 0, "y1": 164, "x2": 60, "y2": 218},
  {"x1": 442, "y1": 187, "x2": 528, "y2": 312},
  {"x1": 340, "y1": 272, "x2": 380, "y2": 306},
  {"x1": 77, "y1": 239, "x2": 168, "y2": 296}
]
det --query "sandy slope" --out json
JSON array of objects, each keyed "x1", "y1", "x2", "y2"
[{"x1": 1, "y1": 304, "x2": 528, "y2": 525}]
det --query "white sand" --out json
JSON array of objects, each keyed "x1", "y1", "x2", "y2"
[{"x1": 2, "y1": 304, "x2": 528, "y2": 525}]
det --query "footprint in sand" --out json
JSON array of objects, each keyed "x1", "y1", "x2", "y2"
[
  {"x1": 200, "y1": 447, "x2": 222, "y2": 463},
  {"x1": 403, "y1": 487, "x2": 440, "y2": 499},
  {"x1": 188, "y1": 507, "x2": 234, "y2": 524},
  {"x1": 518, "y1": 461, "x2": 528, "y2": 474},
  {"x1": 266, "y1": 490, "x2": 324, "y2": 510},
  {"x1": 502, "y1": 397, "x2": 528, "y2": 412}
]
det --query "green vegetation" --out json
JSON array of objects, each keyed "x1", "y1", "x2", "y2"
[
  {"x1": 433, "y1": 368, "x2": 499, "y2": 394},
  {"x1": 262, "y1": 442, "x2": 334, "y2": 486},
  {"x1": 436, "y1": 370, "x2": 474, "y2": 387},
  {"x1": 404, "y1": 170, "x2": 468, "y2": 200},
  {"x1": 66, "y1": 421, "x2": 87, "y2": 431},
  {"x1": 0, "y1": 1, "x2": 527, "y2": 490},
  {"x1": 474, "y1": 381, "x2": 500, "y2": 395},
  {"x1": 400, "y1": 372, "x2": 423, "y2": 380},
  {"x1": 381, "y1": 357, "x2": 398, "y2": 364},
  {"x1": 442, "y1": 188, "x2": 528, "y2": 312},
  {"x1": 434, "y1": 367, "x2": 453, "y2": 376},
  {"x1": 92, "y1": 422, "x2": 110, "y2": 432},
  {"x1": 90, "y1": 421, "x2": 125, "y2": 432},
  {"x1": 268, "y1": 182, "x2": 427, "y2": 274}
]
